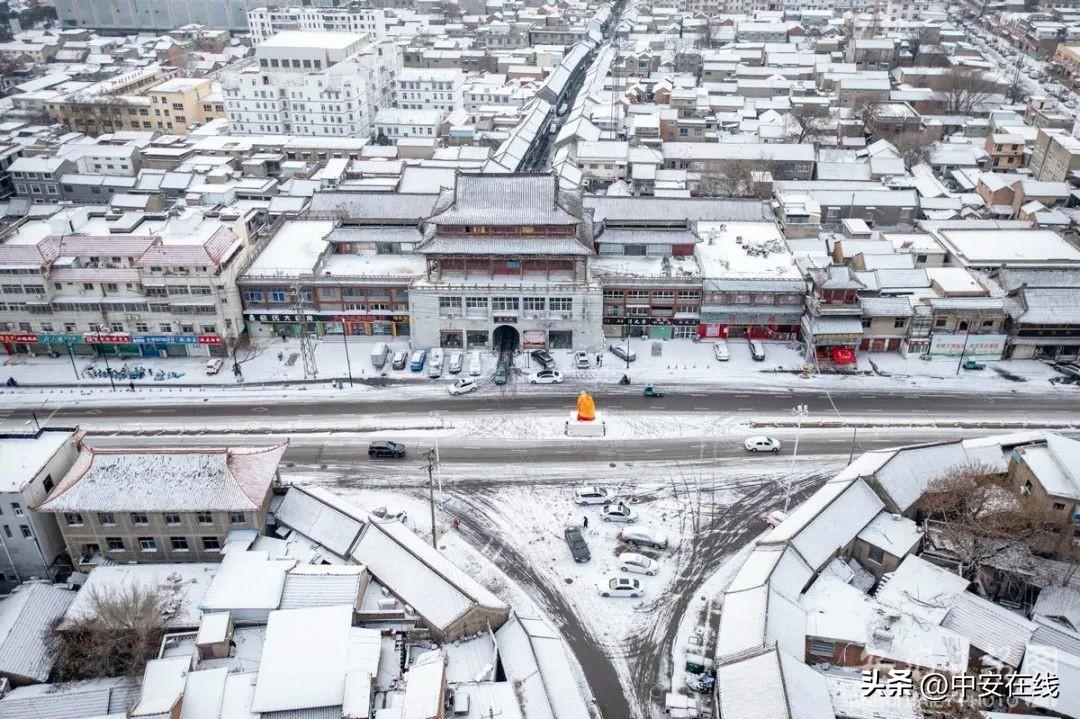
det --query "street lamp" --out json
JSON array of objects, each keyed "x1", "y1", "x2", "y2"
[
  {"x1": 429, "y1": 410, "x2": 443, "y2": 497},
  {"x1": 783, "y1": 404, "x2": 809, "y2": 514}
]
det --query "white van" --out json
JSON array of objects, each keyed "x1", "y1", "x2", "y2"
[
  {"x1": 748, "y1": 339, "x2": 766, "y2": 361},
  {"x1": 370, "y1": 342, "x2": 390, "y2": 369},
  {"x1": 427, "y1": 348, "x2": 444, "y2": 378},
  {"x1": 468, "y1": 350, "x2": 482, "y2": 376}
]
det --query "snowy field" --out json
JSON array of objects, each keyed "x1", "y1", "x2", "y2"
[{"x1": 0, "y1": 335, "x2": 1073, "y2": 403}]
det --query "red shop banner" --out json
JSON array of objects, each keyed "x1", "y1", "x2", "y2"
[{"x1": 0, "y1": 333, "x2": 38, "y2": 343}]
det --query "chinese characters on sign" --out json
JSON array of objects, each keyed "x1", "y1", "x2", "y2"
[{"x1": 862, "y1": 668, "x2": 1059, "y2": 703}]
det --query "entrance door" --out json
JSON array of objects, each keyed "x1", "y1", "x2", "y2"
[{"x1": 493, "y1": 325, "x2": 520, "y2": 351}]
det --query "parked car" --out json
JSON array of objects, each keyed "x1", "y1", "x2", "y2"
[
  {"x1": 601, "y1": 501, "x2": 638, "y2": 523},
  {"x1": 564, "y1": 526, "x2": 590, "y2": 563},
  {"x1": 610, "y1": 344, "x2": 637, "y2": 362},
  {"x1": 529, "y1": 369, "x2": 563, "y2": 384},
  {"x1": 574, "y1": 486, "x2": 614, "y2": 505},
  {"x1": 493, "y1": 356, "x2": 510, "y2": 385},
  {"x1": 427, "y1": 348, "x2": 444, "y2": 378},
  {"x1": 712, "y1": 341, "x2": 730, "y2": 361},
  {"x1": 368, "y1": 441, "x2": 406, "y2": 459},
  {"x1": 447, "y1": 351, "x2": 463, "y2": 374},
  {"x1": 962, "y1": 359, "x2": 986, "y2": 371},
  {"x1": 620, "y1": 526, "x2": 668, "y2": 550},
  {"x1": 574, "y1": 351, "x2": 591, "y2": 369},
  {"x1": 468, "y1": 350, "x2": 483, "y2": 376},
  {"x1": 619, "y1": 552, "x2": 658, "y2": 576},
  {"x1": 448, "y1": 379, "x2": 477, "y2": 396},
  {"x1": 370, "y1": 342, "x2": 390, "y2": 369},
  {"x1": 204, "y1": 357, "x2": 224, "y2": 375},
  {"x1": 598, "y1": 576, "x2": 643, "y2": 598},
  {"x1": 748, "y1": 340, "x2": 766, "y2": 361},
  {"x1": 531, "y1": 349, "x2": 555, "y2": 369},
  {"x1": 409, "y1": 350, "x2": 427, "y2": 372},
  {"x1": 391, "y1": 350, "x2": 409, "y2": 370},
  {"x1": 744, "y1": 436, "x2": 780, "y2": 453}
]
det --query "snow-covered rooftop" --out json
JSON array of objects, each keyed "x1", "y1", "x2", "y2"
[
  {"x1": 695, "y1": 222, "x2": 802, "y2": 281},
  {"x1": 62, "y1": 564, "x2": 218, "y2": 630}
]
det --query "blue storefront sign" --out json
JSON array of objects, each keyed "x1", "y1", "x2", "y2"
[
  {"x1": 38, "y1": 333, "x2": 83, "y2": 344},
  {"x1": 133, "y1": 335, "x2": 199, "y2": 345}
]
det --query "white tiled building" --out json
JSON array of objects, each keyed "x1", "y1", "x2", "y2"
[
  {"x1": 247, "y1": 5, "x2": 387, "y2": 44},
  {"x1": 222, "y1": 31, "x2": 400, "y2": 138},
  {"x1": 393, "y1": 68, "x2": 464, "y2": 114}
]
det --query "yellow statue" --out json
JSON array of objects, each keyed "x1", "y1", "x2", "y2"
[{"x1": 577, "y1": 391, "x2": 596, "y2": 422}]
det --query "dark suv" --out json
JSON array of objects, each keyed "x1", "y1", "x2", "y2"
[
  {"x1": 531, "y1": 349, "x2": 555, "y2": 369},
  {"x1": 368, "y1": 441, "x2": 406, "y2": 459},
  {"x1": 564, "y1": 526, "x2": 591, "y2": 563}
]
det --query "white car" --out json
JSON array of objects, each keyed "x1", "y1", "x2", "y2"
[
  {"x1": 601, "y1": 501, "x2": 638, "y2": 523},
  {"x1": 620, "y1": 526, "x2": 668, "y2": 550},
  {"x1": 744, "y1": 436, "x2": 781, "y2": 453},
  {"x1": 619, "y1": 552, "x2": 659, "y2": 576},
  {"x1": 204, "y1": 357, "x2": 224, "y2": 375},
  {"x1": 468, "y1": 350, "x2": 482, "y2": 376},
  {"x1": 448, "y1": 379, "x2": 477, "y2": 396},
  {"x1": 427, "y1": 348, "x2": 444, "y2": 378},
  {"x1": 712, "y1": 341, "x2": 730, "y2": 361},
  {"x1": 529, "y1": 369, "x2": 563, "y2": 384},
  {"x1": 598, "y1": 576, "x2": 643, "y2": 598},
  {"x1": 574, "y1": 486, "x2": 614, "y2": 505},
  {"x1": 574, "y1": 351, "x2": 591, "y2": 369}
]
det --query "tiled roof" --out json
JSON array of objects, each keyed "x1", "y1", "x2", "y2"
[
  {"x1": 0, "y1": 583, "x2": 75, "y2": 683},
  {"x1": 36, "y1": 443, "x2": 287, "y2": 513},
  {"x1": 427, "y1": 174, "x2": 581, "y2": 226}
]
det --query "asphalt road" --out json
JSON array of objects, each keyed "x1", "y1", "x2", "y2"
[{"x1": 10, "y1": 384, "x2": 1080, "y2": 428}]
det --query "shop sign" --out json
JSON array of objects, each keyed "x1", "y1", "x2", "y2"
[
  {"x1": 83, "y1": 333, "x2": 132, "y2": 345},
  {"x1": 493, "y1": 316, "x2": 517, "y2": 324},
  {"x1": 198, "y1": 334, "x2": 223, "y2": 345},
  {"x1": 0, "y1": 332, "x2": 37, "y2": 343},
  {"x1": 133, "y1": 335, "x2": 199, "y2": 345},
  {"x1": 247, "y1": 313, "x2": 299, "y2": 323},
  {"x1": 929, "y1": 333, "x2": 1006, "y2": 358},
  {"x1": 39, "y1": 333, "x2": 82, "y2": 344},
  {"x1": 603, "y1": 317, "x2": 698, "y2": 327},
  {"x1": 523, "y1": 330, "x2": 547, "y2": 348}
]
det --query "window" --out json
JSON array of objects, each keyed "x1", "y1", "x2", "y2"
[
  {"x1": 164, "y1": 513, "x2": 181, "y2": 525},
  {"x1": 549, "y1": 298, "x2": 572, "y2": 313},
  {"x1": 19, "y1": 525, "x2": 31, "y2": 538},
  {"x1": 228, "y1": 512, "x2": 246, "y2": 524},
  {"x1": 867, "y1": 545, "x2": 885, "y2": 564},
  {"x1": 439, "y1": 296, "x2": 462, "y2": 314},
  {"x1": 1, "y1": 526, "x2": 8, "y2": 539},
  {"x1": 43, "y1": 475, "x2": 54, "y2": 493},
  {"x1": 1054, "y1": 502, "x2": 1067, "y2": 511},
  {"x1": 244, "y1": 289, "x2": 264, "y2": 302},
  {"x1": 808, "y1": 639, "x2": 836, "y2": 658},
  {"x1": 196, "y1": 512, "x2": 213, "y2": 525},
  {"x1": 270, "y1": 289, "x2": 287, "y2": 303},
  {"x1": 170, "y1": 536, "x2": 190, "y2": 551},
  {"x1": 935, "y1": 319, "x2": 947, "y2": 328},
  {"x1": 202, "y1": 536, "x2": 221, "y2": 551},
  {"x1": 131, "y1": 512, "x2": 149, "y2": 526},
  {"x1": 893, "y1": 318, "x2": 907, "y2": 328},
  {"x1": 138, "y1": 537, "x2": 157, "y2": 552},
  {"x1": 492, "y1": 297, "x2": 519, "y2": 311},
  {"x1": 106, "y1": 537, "x2": 124, "y2": 551},
  {"x1": 11, "y1": 503, "x2": 22, "y2": 516},
  {"x1": 98, "y1": 512, "x2": 115, "y2": 525}
]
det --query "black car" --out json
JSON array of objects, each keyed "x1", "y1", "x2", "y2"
[
  {"x1": 493, "y1": 356, "x2": 511, "y2": 385},
  {"x1": 564, "y1": 526, "x2": 591, "y2": 563},
  {"x1": 368, "y1": 441, "x2": 406, "y2": 459},
  {"x1": 531, "y1": 349, "x2": 555, "y2": 369}
]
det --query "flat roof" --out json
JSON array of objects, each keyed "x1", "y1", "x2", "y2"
[
  {"x1": 259, "y1": 31, "x2": 365, "y2": 50},
  {"x1": 937, "y1": 229, "x2": 1080, "y2": 267}
]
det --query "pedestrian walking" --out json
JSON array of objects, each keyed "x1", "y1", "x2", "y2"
[
  {"x1": 583, "y1": 515, "x2": 589, "y2": 529},
  {"x1": 128, "y1": 380, "x2": 135, "y2": 392}
]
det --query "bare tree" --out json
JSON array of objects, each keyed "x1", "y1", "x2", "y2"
[
  {"x1": 939, "y1": 67, "x2": 999, "y2": 114},
  {"x1": 891, "y1": 131, "x2": 936, "y2": 169},
  {"x1": 48, "y1": 584, "x2": 169, "y2": 681},
  {"x1": 696, "y1": 159, "x2": 757, "y2": 198},
  {"x1": 918, "y1": 462, "x2": 1064, "y2": 584}
]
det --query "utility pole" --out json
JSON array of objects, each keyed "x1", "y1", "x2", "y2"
[
  {"x1": 291, "y1": 281, "x2": 318, "y2": 379},
  {"x1": 341, "y1": 320, "x2": 354, "y2": 386},
  {"x1": 955, "y1": 324, "x2": 973, "y2": 375},
  {"x1": 424, "y1": 448, "x2": 439, "y2": 549},
  {"x1": 430, "y1": 411, "x2": 443, "y2": 497},
  {"x1": 848, "y1": 426, "x2": 858, "y2": 464},
  {"x1": 783, "y1": 404, "x2": 809, "y2": 514},
  {"x1": 100, "y1": 342, "x2": 116, "y2": 392}
]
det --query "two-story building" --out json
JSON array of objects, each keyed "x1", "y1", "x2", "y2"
[{"x1": 35, "y1": 441, "x2": 287, "y2": 571}]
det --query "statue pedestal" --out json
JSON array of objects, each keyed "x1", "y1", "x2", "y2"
[{"x1": 565, "y1": 410, "x2": 605, "y2": 437}]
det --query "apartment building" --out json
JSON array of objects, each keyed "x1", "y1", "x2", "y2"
[
  {"x1": 1029, "y1": 127, "x2": 1080, "y2": 182},
  {"x1": 0, "y1": 206, "x2": 259, "y2": 359},
  {"x1": 222, "y1": 31, "x2": 400, "y2": 138},
  {"x1": 35, "y1": 442, "x2": 287, "y2": 570},
  {"x1": 55, "y1": 0, "x2": 272, "y2": 31},
  {"x1": 0, "y1": 428, "x2": 81, "y2": 594},
  {"x1": 146, "y1": 77, "x2": 225, "y2": 134},
  {"x1": 394, "y1": 68, "x2": 464, "y2": 114},
  {"x1": 247, "y1": 5, "x2": 387, "y2": 44}
]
